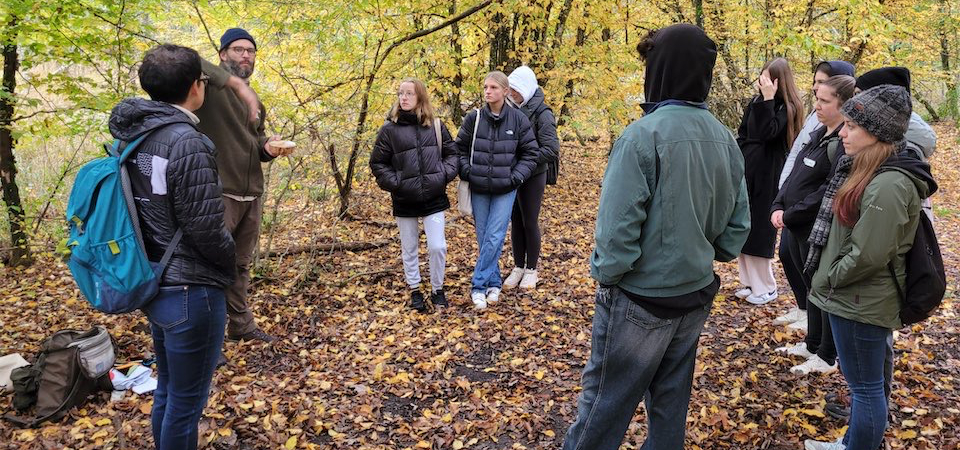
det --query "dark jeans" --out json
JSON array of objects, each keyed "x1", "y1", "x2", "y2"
[
  {"x1": 779, "y1": 228, "x2": 807, "y2": 310},
  {"x1": 511, "y1": 171, "x2": 547, "y2": 269},
  {"x1": 145, "y1": 285, "x2": 226, "y2": 450},
  {"x1": 789, "y1": 232, "x2": 836, "y2": 364},
  {"x1": 830, "y1": 314, "x2": 891, "y2": 450},
  {"x1": 563, "y1": 286, "x2": 713, "y2": 450}
]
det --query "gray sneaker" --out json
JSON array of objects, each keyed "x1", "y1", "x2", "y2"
[{"x1": 804, "y1": 437, "x2": 845, "y2": 450}]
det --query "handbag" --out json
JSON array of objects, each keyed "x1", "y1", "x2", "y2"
[{"x1": 457, "y1": 109, "x2": 480, "y2": 216}]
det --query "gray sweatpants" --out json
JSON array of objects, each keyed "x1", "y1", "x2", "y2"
[{"x1": 396, "y1": 211, "x2": 447, "y2": 293}]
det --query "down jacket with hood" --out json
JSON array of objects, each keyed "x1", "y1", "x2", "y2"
[
  {"x1": 108, "y1": 98, "x2": 236, "y2": 288},
  {"x1": 456, "y1": 103, "x2": 540, "y2": 195},
  {"x1": 369, "y1": 110, "x2": 459, "y2": 217},
  {"x1": 809, "y1": 152, "x2": 937, "y2": 329},
  {"x1": 508, "y1": 67, "x2": 559, "y2": 177}
]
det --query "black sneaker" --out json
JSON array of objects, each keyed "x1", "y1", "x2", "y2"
[
  {"x1": 431, "y1": 289, "x2": 449, "y2": 308},
  {"x1": 825, "y1": 400, "x2": 850, "y2": 421},
  {"x1": 410, "y1": 291, "x2": 428, "y2": 312}
]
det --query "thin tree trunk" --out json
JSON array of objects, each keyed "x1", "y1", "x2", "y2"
[
  {"x1": 489, "y1": 12, "x2": 511, "y2": 71},
  {"x1": 449, "y1": 1, "x2": 464, "y2": 127},
  {"x1": 693, "y1": 0, "x2": 704, "y2": 28},
  {"x1": 0, "y1": 20, "x2": 31, "y2": 266},
  {"x1": 941, "y1": 0, "x2": 958, "y2": 119}
]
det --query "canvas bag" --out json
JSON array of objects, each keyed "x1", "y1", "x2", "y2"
[{"x1": 457, "y1": 109, "x2": 481, "y2": 216}]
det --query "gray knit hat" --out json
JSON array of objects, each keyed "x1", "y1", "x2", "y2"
[{"x1": 840, "y1": 85, "x2": 912, "y2": 144}]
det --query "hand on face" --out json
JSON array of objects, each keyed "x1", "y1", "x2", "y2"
[{"x1": 758, "y1": 71, "x2": 779, "y2": 101}]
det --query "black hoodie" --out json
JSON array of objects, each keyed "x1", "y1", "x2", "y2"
[
  {"x1": 109, "y1": 98, "x2": 236, "y2": 288},
  {"x1": 643, "y1": 24, "x2": 718, "y2": 104},
  {"x1": 881, "y1": 149, "x2": 938, "y2": 197}
]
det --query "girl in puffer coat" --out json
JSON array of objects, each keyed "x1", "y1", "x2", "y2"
[
  {"x1": 370, "y1": 78, "x2": 459, "y2": 312},
  {"x1": 456, "y1": 71, "x2": 540, "y2": 309}
]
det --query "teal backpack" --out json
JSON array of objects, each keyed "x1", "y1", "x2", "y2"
[{"x1": 64, "y1": 132, "x2": 181, "y2": 314}]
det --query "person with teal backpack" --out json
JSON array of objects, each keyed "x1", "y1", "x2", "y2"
[{"x1": 68, "y1": 44, "x2": 235, "y2": 450}]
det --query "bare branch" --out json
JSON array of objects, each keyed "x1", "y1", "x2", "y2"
[{"x1": 192, "y1": 1, "x2": 220, "y2": 54}]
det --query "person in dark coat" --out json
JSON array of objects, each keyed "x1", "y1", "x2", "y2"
[
  {"x1": 771, "y1": 75, "x2": 856, "y2": 377},
  {"x1": 370, "y1": 78, "x2": 459, "y2": 312},
  {"x1": 112, "y1": 44, "x2": 235, "y2": 450},
  {"x1": 502, "y1": 65, "x2": 559, "y2": 290},
  {"x1": 456, "y1": 71, "x2": 540, "y2": 309},
  {"x1": 735, "y1": 57, "x2": 805, "y2": 306}
]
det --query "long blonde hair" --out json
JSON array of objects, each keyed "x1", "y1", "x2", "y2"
[
  {"x1": 833, "y1": 141, "x2": 895, "y2": 227},
  {"x1": 387, "y1": 78, "x2": 436, "y2": 127}
]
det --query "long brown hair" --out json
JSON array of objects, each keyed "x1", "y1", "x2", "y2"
[
  {"x1": 387, "y1": 78, "x2": 436, "y2": 127},
  {"x1": 833, "y1": 141, "x2": 895, "y2": 227},
  {"x1": 762, "y1": 58, "x2": 804, "y2": 149}
]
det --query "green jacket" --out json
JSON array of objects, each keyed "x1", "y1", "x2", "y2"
[
  {"x1": 590, "y1": 105, "x2": 751, "y2": 297},
  {"x1": 809, "y1": 168, "x2": 928, "y2": 329},
  {"x1": 196, "y1": 59, "x2": 273, "y2": 198}
]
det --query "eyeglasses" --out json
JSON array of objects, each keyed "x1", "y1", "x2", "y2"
[
  {"x1": 198, "y1": 75, "x2": 210, "y2": 86},
  {"x1": 228, "y1": 46, "x2": 257, "y2": 56}
]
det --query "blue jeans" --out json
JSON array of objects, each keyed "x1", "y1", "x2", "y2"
[
  {"x1": 471, "y1": 190, "x2": 517, "y2": 293},
  {"x1": 144, "y1": 285, "x2": 226, "y2": 450},
  {"x1": 829, "y1": 313, "x2": 890, "y2": 450},
  {"x1": 563, "y1": 287, "x2": 713, "y2": 450}
]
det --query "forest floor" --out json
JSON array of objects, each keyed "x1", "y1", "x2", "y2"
[{"x1": 1, "y1": 124, "x2": 958, "y2": 450}]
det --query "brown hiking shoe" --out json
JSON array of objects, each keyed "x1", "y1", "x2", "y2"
[{"x1": 227, "y1": 328, "x2": 276, "y2": 343}]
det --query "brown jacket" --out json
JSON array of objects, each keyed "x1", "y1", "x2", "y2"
[{"x1": 196, "y1": 59, "x2": 273, "y2": 197}]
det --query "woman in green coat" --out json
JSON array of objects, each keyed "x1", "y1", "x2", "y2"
[{"x1": 803, "y1": 85, "x2": 937, "y2": 450}]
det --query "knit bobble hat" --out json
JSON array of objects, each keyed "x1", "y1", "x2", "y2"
[{"x1": 840, "y1": 85, "x2": 912, "y2": 144}]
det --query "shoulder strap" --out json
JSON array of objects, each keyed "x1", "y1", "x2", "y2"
[
  {"x1": 469, "y1": 109, "x2": 480, "y2": 164},
  {"x1": 115, "y1": 127, "x2": 184, "y2": 268},
  {"x1": 433, "y1": 118, "x2": 442, "y2": 150},
  {"x1": 826, "y1": 137, "x2": 841, "y2": 166}
]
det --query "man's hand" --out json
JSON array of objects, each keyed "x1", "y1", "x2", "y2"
[
  {"x1": 770, "y1": 210, "x2": 785, "y2": 229},
  {"x1": 264, "y1": 135, "x2": 283, "y2": 157},
  {"x1": 226, "y1": 75, "x2": 261, "y2": 124}
]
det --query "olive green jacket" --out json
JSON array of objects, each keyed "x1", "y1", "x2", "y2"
[{"x1": 809, "y1": 168, "x2": 930, "y2": 329}]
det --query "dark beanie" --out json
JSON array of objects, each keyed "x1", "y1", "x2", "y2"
[
  {"x1": 841, "y1": 85, "x2": 912, "y2": 144},
  {"x1": 220, "y1": 28, "x2": 256, "y2": 52},
  {"x1": 815, "y1": 60, "x2": 855, "y2": 77},
  {"x1": 856, "y1": 67, "x2": 911, "y2": 92}
]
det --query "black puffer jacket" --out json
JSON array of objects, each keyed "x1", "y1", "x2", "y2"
[
  {"x1": 369, "y1": 111, "x2": 459, "y2": 217},
  {"x1": 518, "y1": 88, "x2": 559, "y2": 177},
  {"x1": 109, "y1": 98, "x2": 236, "y2": 288},
  {"x1": 771, "y1": 126, "x2": 842, "y2": 241},
  {"x1": 456, "y1": 104, "x2": 540, "y2": 195}
]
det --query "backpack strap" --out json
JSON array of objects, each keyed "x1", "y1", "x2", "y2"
[
  {"x1": 433, "y1": 118, "x2": 442, "y2": 150},
  {"x1": 114, "y1": 129, "x2": 184, "y2": 271},
  {"x1": 826, "y1": 136, "x2": 841, "y2": 166}
]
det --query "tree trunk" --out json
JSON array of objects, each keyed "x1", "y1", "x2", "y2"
[
  {"x1": 0, "y1": 24, "x2": 31, "y2": 266},
  {"x1": 941, "y1": 0, "x2": 958, "y2": 120},
  {"x1": 693, "y1": 0, "x2": 704, "y2": 28},
  {"x1": 489, "y1": 12, "x2": 511, "y2": 71},
  {"x1": 449, "y1": 1, "x2": 464, "y2": 127}
]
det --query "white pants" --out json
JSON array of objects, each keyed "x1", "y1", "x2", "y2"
[
  {"x1": 396, "y1": 212, "x2": 447, "y2": 293},
  {"x1": 737, "y1": 254, "x2": 777, "y2": 295}
]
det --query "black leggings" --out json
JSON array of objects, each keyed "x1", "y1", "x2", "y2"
[
  {"x1": 789, "y1": 233, "x2": 837, "y2": 365},
  {"x1": 511, "y1": 171, "x2": 547, "y2": 269},
  {"x1": 780, "y1": 228, "x2": 807, "y2": 310}
]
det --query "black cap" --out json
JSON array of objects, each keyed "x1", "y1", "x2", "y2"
[{"x1": 856, "y1": 67, "x2": 911, "y2": 92}]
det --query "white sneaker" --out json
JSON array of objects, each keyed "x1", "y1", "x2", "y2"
[
  {"x1": 804, "y1": 437, "x2": 845, "y2": 450},
  {"x1": 471, "y1": 292, "x2": 487, "y2": 310},
  {"x1": 734, "y1": 287, "x2": 753, "y2": 299},
  {"x1": 486, "y1": 287, "x2": 501, "y2": 304},
  {"x1": 746, "y1": 290, "x2": 778, "y2": 305},
  {"x1": 518, "y1": 269, "x2": 538, "y2": 289},
  {"x1": 503, "y1": 267, "x2": 524, "y2": 289},
  {"x1": 791, "y1": 355, "x2": 838, "y2": 375},
  {"x1": 775, "y1": 342, "x2": 814, "y2": 359},
  {"x1": 773, "y1": 307, "x2": 804, "y2": 325},
  {"x1": 788, "y1": 317, "x2": 808, "y2": 332}
]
